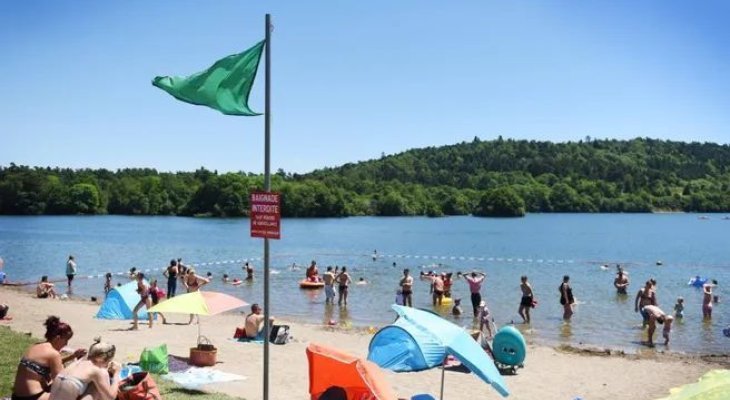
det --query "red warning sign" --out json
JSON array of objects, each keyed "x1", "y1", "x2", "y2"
[{"x1": 250, "y1": 192, "x2": 281, "y2": 239}]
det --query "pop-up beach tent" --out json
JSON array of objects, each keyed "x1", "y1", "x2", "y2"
[
  {"x1": 368, "y1": 316, "x2": 444, "y2": 372},
  {"x1": 96, "y1": 280, "x2": 148, "y2": 320},
  {"x1": 307, "y1": 342, "x2": 398, "y2": 400}
]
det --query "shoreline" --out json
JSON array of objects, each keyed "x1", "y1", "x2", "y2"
[{"x1": 1, "y1": 286, "x2": 728, "y2": 400}]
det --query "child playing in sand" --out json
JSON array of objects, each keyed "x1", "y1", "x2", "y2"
[
  {"x1": 478, "y1": 300, "x2": 493, "y2": 338},
  {"x1": 674, "y1": 297, "x2": 684, "y2": 319}
]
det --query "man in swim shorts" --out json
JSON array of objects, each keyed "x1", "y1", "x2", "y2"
[
  {"x1": 518, "y1": 275, "x2": 534, "y2": 324},
  {"x1": 323, "y1": 267, "x2": 336, "y2": 305},
  {"x1": 399, "y1": 269, "x2": 414, "y2": 307},
  {"x1": 335, "y1": 267, "x2": 351, "y2": 306}
]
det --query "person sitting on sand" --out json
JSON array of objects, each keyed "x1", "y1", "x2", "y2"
[
  {"x1": 306, "y1": 261, "x2": 320, "y2": 282},
  {"x1": 48, "y1": 337, "x2": 121, "y2": 400},
  {"x1": 37, "y1": 276, "x2": 58, "y2": 299},
  {"x1": 243, "y1": 303, "x2": 274, "y2": 339},
  {"x1": 642, "y1": 305, "x2": 674, "y2": 346},
  {"x1": 132, "y1": 273, "x2": 153, "y2": 330},
  {"x1": 12, "y1": 316, "x2": 87, "y2": 400},
  {"x1": 0, "y1": 303, "x2": 10, "y2": 320},
  {"x1": 614, "y1": 269, "x2": 629, "y2": 295}
]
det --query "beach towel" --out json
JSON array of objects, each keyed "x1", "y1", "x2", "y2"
[{"x1": 162, "y1": 367, "x2": 246, "y2": 390}]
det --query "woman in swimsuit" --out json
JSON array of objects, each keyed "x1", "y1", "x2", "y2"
[
  {"x1": 49, "y1": 337, "x2": 120, "y2": 400},
  {"x1": 36, "y1": 276, "x2": 57, "y2": 299},
  {"x1": 559, "y1": 275, "x2": 575, "y2": 321},
  {"x1": 132, "y1": 273, "x2": 153, "y2": 330},
  {"x1": 184, "y1": 268, "x2": 209, "y2": 324},
  {"x1": 12, "y1": 316, "x2": 87, "y2": 400}
]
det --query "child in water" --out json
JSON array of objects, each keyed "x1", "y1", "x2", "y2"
[
  {"x1": 452, "y1": 298, "x2": 463, "y2": 316},
  {"x1": 478, "y1": 300, "x2": 493, "y2": 338},
  {"x1": 674, "y1": 297, "x2": 684, "y2": 319}
]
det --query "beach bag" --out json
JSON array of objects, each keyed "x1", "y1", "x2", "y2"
[
  {"x1": 269, "y1": 324, "x2": 290, "y2": 344},
  {"x1": 117, "y1": 371, "x2": 161, "y2": 400},
  {"x1": 139, "y1": 344, "x2": 168, "y2": 374}
]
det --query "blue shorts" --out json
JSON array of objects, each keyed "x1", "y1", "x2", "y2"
[
  {"x1": 640, "y1": 307, "x2": 649, "y2": 323},
  {"x1": 325, "y1": 285, "x2": 336, "y2": 300}
]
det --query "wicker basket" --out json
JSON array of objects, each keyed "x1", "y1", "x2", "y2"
[{"x1": 189, "y1": 336, "x2": 217, "y2": 367}]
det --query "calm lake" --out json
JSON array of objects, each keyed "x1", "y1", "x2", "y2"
[{"x1": 0, "y1": 214, "x2": 728, "y2": 354}]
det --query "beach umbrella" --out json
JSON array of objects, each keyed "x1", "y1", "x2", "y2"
[
  {"x1": 657, "y1": 369, "x2": 730, "y2": 400},
  {"x1": 389, "y1": 305, "x2": 509, "y2": 399},
  {"x1": 306, "y1": 342, "x2": 398, "y2": 400},
  {"x1": 148, "y1": 290, "x2": 248, "y2": 340}
]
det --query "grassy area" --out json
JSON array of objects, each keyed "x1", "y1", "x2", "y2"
[
  {"x1": 0, "y1": 326, "x2": 37, "y2": 396},
  {"x1": 0, "y1": 326, "x2": 242, "y2": 399}
]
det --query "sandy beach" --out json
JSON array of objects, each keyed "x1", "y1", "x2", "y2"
[{"x1": 1, "y1": 287, "x2": 726, "y2": 400}]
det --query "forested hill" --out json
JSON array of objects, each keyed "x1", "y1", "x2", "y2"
[{"x1": 1, "y1": 137, "x2": 729, "y2": 217}]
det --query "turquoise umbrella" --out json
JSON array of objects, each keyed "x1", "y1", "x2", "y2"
[{"x1": 390, "y1": 305, "x2": 509, "y2": 398}]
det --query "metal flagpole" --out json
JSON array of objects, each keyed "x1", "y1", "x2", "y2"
[{"x1": 263, "y1": 13, "x2": 272, "y2": 400}]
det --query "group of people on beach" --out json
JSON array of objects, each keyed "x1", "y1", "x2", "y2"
[
  {"x1": 10, "y1": 316, "x2": 122, "y2": 400},
  {"x1": 306, "y1": 261, "x2": 356, "y2": 306}
]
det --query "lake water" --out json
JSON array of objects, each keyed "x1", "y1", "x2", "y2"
[{"x1": 0, "y1": 214, "x2": 728, "y2": 354}]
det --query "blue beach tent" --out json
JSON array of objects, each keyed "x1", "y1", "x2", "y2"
[
  {"x1": 96, "y1": 281, "x2": 148, "y2": 320},
  {"x1": 368, "y1": 317, "x2": 445, "y2": 372}
]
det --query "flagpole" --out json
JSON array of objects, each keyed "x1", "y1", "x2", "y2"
[{"x1": 263, "y1": 13, "x2": 272, "y2": 400}]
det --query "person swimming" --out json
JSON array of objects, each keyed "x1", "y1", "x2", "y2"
[{"x1": 356, "y1": 277, "x2": 367, "y2": 285}]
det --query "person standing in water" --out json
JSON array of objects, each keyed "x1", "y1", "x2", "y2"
[
  {"x1": 614, "y1": 269, "x2": 629, "y2": 295},
  {"x1": 559, "y1": 275, "x2": 575, "y2": 321},
  {"x1": 163, "y1": 259, "x2": 178, "y2": 299},
  {"x1": 65, "y1": 255, "x2": 77, "y2": 293},
  {"x1": 244, "y1": 262, "x2": 254, "y2": 281},
  {"x1": 399, "y1": 269, "x2": 414, "y2": 307},
  {"x1": 635, "y1": 280, "x2": 656, "y2": 327},
  {"x1": 335, "y1": 267, "x2": 352, "y2": 306},
  {"x1": 518, "y1": 275, "x2": 534, "y2": 324},
  {"x1": 323, "y1": 267, "x2": 336, "y2": 305},
  {"x1": 703, "y1": 281, "x2": 715, "y2": 319},
  {"x1": 463, "y1": 271, "x2": 486, "y2": 318},
  {"x1": 642, "y1": 305, "x2": 674, "y2": 347}
]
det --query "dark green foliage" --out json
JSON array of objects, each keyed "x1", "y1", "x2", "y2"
[{"x1": 1, "y1": 137, "x2": 730, "y2": 217}]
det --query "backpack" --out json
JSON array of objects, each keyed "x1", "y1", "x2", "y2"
[{"x1": 269, "y1": 324, "x2": 290, "y2": 344}]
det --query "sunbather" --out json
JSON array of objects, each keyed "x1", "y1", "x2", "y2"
[{"x1": 48, "y1": 337, "x2": 121, "y2": 400}]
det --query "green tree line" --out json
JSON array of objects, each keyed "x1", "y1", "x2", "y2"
[{"x1": 1, "y1": 137, "x2": 729, "y2": 217}]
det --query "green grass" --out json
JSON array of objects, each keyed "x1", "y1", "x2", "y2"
[
  {"x1": 0, "y1": 326, "x2": 37, "y2": 396},
  {"x1": 0, "y1": 326, "x2": 242, "y2": 399}
]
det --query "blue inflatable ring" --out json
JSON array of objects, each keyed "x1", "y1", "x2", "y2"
[
  {"x1": 492, "y1": 325, "x2": 527, "y2": 366},
  {"x1": 688, "y1": 277, "x2": 708, "y2": 288}
]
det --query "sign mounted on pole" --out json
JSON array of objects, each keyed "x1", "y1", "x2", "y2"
[{"x1": 250, "y1": 191, "x2": 281, "y2": 239}]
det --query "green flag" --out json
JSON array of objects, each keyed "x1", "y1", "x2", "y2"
[{"x1": 152, "y1": 40, "x2": 264, "y2": 116}]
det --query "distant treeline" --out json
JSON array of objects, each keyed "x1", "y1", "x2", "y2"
[{"x1": 1, "y1": 137, "x2": 729, "y2": 217}]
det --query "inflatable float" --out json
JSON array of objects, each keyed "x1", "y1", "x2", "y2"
[
  {"x1": 299, "y1": 280, "x2": 324, "y2": 289},
  {"x1": 440, "y1": 296, "x2": 453, "y2": 306},
  {"x1": 492, "y1": 325, "x2": 527, "y2": 367},
  {"x1": 688, "y1": 276, "x2": 708, "y2": 288}
]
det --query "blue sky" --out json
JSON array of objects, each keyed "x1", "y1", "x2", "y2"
[{"x1": 1, "y1": 1, "x2": 729, "y2": 174}]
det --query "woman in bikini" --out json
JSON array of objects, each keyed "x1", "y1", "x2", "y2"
[
  {"x1": 36, "y1": 276, "x2": 57, "y2": 299},
  {"x1": 184, "y1": 268, "x2": 209, "y2": 324},
  {"x1": 132, "y1": 273, "x2": 153, "y2": 330},
  {"x1": 11, "y1": 316, "x2": 87, "y2": 400},
  {"x1": 49, "y1": 337, "x2": 121, "y2": 400}
]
